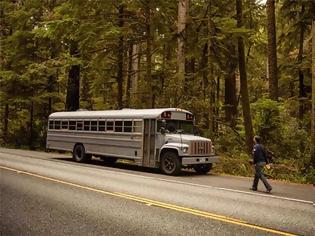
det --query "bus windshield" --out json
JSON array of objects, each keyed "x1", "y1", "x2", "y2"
[{"x1": 157, "y1": 120, "x2": 194, "y2": 134}]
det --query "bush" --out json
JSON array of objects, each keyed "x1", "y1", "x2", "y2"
[{"x1": 211, "y1": 98, "x2": 312, "y2": 184}]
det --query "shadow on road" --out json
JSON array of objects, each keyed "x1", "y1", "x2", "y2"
[{"x1": 51, "y1": 157, "x2": 209, "y2": 177}]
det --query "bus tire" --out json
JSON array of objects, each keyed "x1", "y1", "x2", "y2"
[
  {"x1": 160, "y1": 151, "x2": 181, "y2": 175},
  {"x1": 193, "y1": 163, "x2": 212, "y2": 174},
  {"x1": 73, "y1": 144, "x2": 90, "y2": 163}
]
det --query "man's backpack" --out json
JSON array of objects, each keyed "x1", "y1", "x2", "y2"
[{"x1": 265, "y1": 150, "x2": 274, "y2": 164}]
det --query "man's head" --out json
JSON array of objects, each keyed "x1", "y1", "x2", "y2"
[{"x1": 253, "y1": 135, "x2": 261, "y2": 144}]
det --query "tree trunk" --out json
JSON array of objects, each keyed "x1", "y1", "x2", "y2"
[
  {"x1": 298, "y1": 4, "x2": 306, "y2": 119},
  {"x1": 47, "y1": 42, "x2": 57, "y2": 116},
  {"x1": 236, "y1": 0, "x2": 254, "y2": 154},
  {"x1": 161, "y1": 44, "x2": 167, "y2": 91},
  {"x1": 66, "y1": 41, "x2": 80, "y2": 111},
  {"x1": 207, "y1": 17, "x2": 217, "y2": 134},
  {"x1": 201, "y1": 43, "x2": 210, "y2": 130},
  {"x1": 176, "y1": 0, "x2": 189, "y2": 106},
  {"x1": 185, "y1": 57, "x2": 195, "y2": 94},
  {"x1": 125, "y1": 43, "x2": 133, "y2": 108},
  {"x1": 29, "y1": 101, "x2": 34, "y2": 150},
  {"x1": 145, "y1": 0, "x2": 153, "y2": 108},
  {"x1": 47, "y1": 74, "x2": 55, "y2": 115},
  {"x1": 116, "y1": 5, "x2": 124, "y2": 109},
  {"x1": 81, "y1": 75, "x2": 93, "y2": 110},
  {"x1": 201, "y1": 44, "x2": 208, "y2": 100},
  {"x1": 266, "y1": 0, "x2": 278, "y2": 100},
  {"x1": 311, "y1": 20, "x2": 315, "y2": 168},
  {"x1": 224, "y1": 44, "x2": 237, "y2": 127},
  {"x1": 225, "y1": 71, "x2": 237, "y2": 127},
  {"x1": 3, "y1": 104, "x2": 9, "y2": 144},
  {"x1": 131, "y1": 44, "x2": 140, "y2": 107}
]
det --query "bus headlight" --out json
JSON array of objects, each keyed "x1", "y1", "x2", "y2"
[{"x1": 182, "y1": 147, "x2": 189, "y2": 153}]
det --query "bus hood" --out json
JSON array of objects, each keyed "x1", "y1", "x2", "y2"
[{"x1": 164, "y1": 134, "x2": 211, "y2": 143}]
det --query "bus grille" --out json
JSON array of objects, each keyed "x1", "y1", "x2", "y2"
[{"x1": 190, "y1": 141, "x2": 212, "y2": 155}]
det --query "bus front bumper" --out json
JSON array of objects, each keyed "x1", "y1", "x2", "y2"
[{"x1": 181, "y1": 155, "x2": 220, "y2": 165}]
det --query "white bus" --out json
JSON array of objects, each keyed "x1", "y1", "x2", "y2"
[{"x1": 46, "y1": 108, "x2": 219, "y2": 175}]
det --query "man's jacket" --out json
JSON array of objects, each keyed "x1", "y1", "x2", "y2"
[{"x1": 253, "y1": 144, "x2": 267, "y2": 164}]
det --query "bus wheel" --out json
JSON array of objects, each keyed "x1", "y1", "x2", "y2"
[
  {"x1": 73, "y1": 144, "x2": 90, "y2": 163},
  {"x1": 193, "y1": 164, "x2": 212, "y2": 174},
  {"x1": 161, "y1": 151, "x2": 181, "y2": 175},
  {"x1": 101, "y1": 156, "x2": 117, "y2": 165}
]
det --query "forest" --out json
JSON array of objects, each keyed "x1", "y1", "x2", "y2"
[{"x1": 1, "y1": 0, "x2": 314, "y2": 183}]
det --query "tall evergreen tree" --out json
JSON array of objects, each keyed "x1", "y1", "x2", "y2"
[
  {"x1": 266, "y1": 0, "x2": 278, "y2": 101},
  {"x1": 312, "y1": 20, "x2": 315, "y2": 168},
  {"x1": 236, "y1": 0, "x2": 254, "y2": 153},
  {"x1": 176, "y1": 0, "x2": 189, "y2": 106}
]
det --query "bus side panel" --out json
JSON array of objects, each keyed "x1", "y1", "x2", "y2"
[
  {"x1": 47, "y1": 130, "x2": 143, "y2": 160},
  {"x1": 46, "y1": 130, "x2": 74, "y2": 152}
]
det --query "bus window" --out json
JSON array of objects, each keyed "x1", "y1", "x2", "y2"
[
  {"x1": 91, "y1": 121, "x2": 97, "y2": 131},
  {"x1": 49, "y1": 120, "x2": 54, "y2": 129},
  {"x1": 55, "y1": 121, "x2": 60, "y2": 129},
  {"x1": 115, "y1": 121, "x2": 123, "y2": 132},
  {"x1": 133, "y1": 121, "x2": 142, "y2": 133},
  {"x1": 69, "y1": 121, "x2": 76, "y2": 130},
  {"x1": 61, "y1": 121, "x2": 68, "y2": 130},
  {"x1": 77, "y1": 121, "x2": 83, "y2": 130},
  {"x1": 84, "y1": 121, "x2": 90, "y2": 131},
  {"x1": 107, "y1": 121, "x2": 114, "y2": 131},
  {"x1": 123, "y1": 121, "x2": 132, "y2": 132},
  {"x1": 99, "y1": 121, "x2": 105, "y2": 131}
]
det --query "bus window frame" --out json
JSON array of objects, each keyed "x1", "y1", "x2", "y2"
[
  {"x1": 76, "y1": 121, "x2": 83, "y2": 131},
  {"x1": 61, "y1": 120, "x2": 69, "y2": 130},
  {"x1": 69, "y1": 120, "x2": 76, "y2": 130},
  {"x1": 133, "y1": 120, "x2": 142, "y2": 133},
  {"x1": 123, "y1": 120, "x2": 133, "y2": 133},
  {"x1": 90, "y1": 120, "x2": 98, "y2": 131},
  {"x1": 114, "y1": 120, "x2": 123, "y2": 133},
  {"x1": 98, "y1": 120, "x2": 106, "y2": 132},
  {"x1": 106, "y1": 120, "x2": 114, "y2": 132}
]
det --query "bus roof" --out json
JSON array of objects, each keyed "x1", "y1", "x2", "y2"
[{"x1": 49, "y1": 108, "x2": 192, "y2": 119}]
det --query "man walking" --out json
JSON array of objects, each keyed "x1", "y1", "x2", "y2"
[{"x1": 250, "y1": 136, "x2": 272, "y2": 193}]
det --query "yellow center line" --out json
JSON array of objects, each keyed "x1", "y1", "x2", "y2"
[{"x1": 0, "y1": 165, "x2": 296, "y2": 236}]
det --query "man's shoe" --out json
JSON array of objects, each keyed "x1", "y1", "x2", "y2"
[
  {"x1": 266, "y1": 187, "x2": 272, "y2": 193},
  {"x1": 250, "y1": 187, "x2": 257, "y2": 191}
]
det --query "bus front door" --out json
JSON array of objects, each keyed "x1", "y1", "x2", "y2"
[{"x1": 142, "y1": 119, "x2": 156, "y2": 167}]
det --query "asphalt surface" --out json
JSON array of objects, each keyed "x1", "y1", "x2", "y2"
[{"x1": 0, "y1": 147, "x2": 314, "y2": 235}]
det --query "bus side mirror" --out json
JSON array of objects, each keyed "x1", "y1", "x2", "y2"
[
  {"x1": 160, "y1": 127, "x2": 166, "y2": 134},
  {"x1": 160, "y1": 119, "x2": 166, "y2": 134}
]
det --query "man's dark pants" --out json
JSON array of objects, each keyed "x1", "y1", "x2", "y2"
[{"x1": 252, "y1": 162, "x2": 272, "y2": 190}]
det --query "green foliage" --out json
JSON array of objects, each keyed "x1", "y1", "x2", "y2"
[
  {"x1": 251, "y1": 98, "x2": 311, "y2": 164},
  {"x1": 0, "y1": 0, "x2": 313, "y2": 183}
]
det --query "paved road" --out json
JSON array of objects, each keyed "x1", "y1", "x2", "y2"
[{"x1": 0, "y1": 148, "x2": 314, "y2": 235}]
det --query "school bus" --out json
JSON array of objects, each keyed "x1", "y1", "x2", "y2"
[{"x1": 46, "y1": 108, "x2": 219, "y2": 175}]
